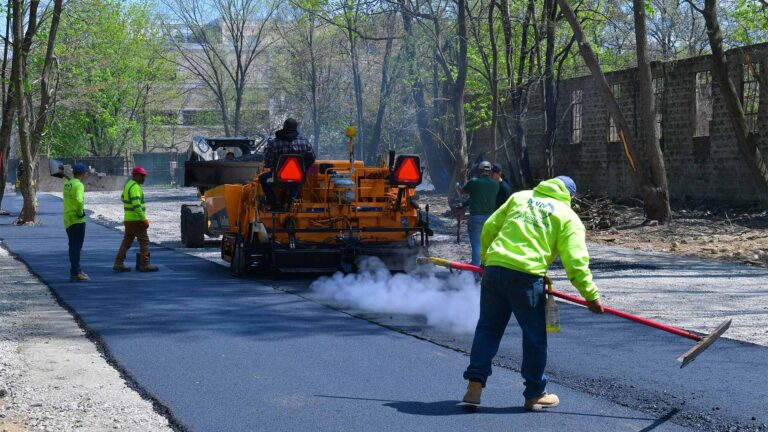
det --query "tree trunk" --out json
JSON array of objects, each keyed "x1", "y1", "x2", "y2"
[
  {"x1": 348, "y1": 30, "x2": 365, "y2": 161},
  {"x1": 448, "y1": 0, "x2": 469, "y2": 192},
  {"x1": 698, "y1": 0, "x2": 768, "y2": 204},
  {"x1": 0, "y1": 0, "x2": 14, "y2": 211},
  {"x1": 367, "y1": 25, "x2": 395, "y2": 164},
  {"x1": 488, "y1": 0, "x2": 499, "y2": 164},
  {"x1": 556, "y1": 0, "x2": 671, "y2": 222},
  {"x1": 543, "y1": 0, "x2": 557, "y2": 177},
  {"x1": 308, "y1": 22, "x2": 321, "y2": 153},
  {"x1": 12, "y1": 0, "x2": 35, "y2": 224},
  {"x1": 633, "y1": 0, "x2": 672, "y2": 223},
  {"x1": 398, "y1": 1, "x2": 453, "y2": 192}
]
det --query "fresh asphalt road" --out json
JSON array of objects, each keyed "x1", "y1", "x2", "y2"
[{"x1": 0, "y1": 194, "x2": 763, "y2": 432}]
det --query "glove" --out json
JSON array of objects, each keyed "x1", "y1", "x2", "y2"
[
  {"x1": 143, "y1": 219, "x2": 150, "y2": 229},
  {"x1": 586, "y1": 299, "x2": 604, "y2": 314}
]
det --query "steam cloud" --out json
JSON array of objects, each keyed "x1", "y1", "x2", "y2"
[{"x1": 310, "y1": 257, "x2": 480, "y2": 334}]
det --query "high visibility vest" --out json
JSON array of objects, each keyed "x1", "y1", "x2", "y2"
[
  {"x1": 121, "y1": 179, "x2": 146, "y2": 222},
  {"x1": 63, "y1": 178, "x2": 85, "y2": 228}
]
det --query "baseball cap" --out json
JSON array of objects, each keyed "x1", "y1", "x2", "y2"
[
  {"x1": 72, "y1": 163, "x2": 88, "y2": 175},
  {"x1": 478, "y1": 161, "x2": 492, "y2": 171}
]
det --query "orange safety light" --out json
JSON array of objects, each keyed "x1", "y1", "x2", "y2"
[
  {"x1": 277, "y1": 156, "x2": 305, "y2": 183},
  {"x1": 391, "y1": 155, "x2": 422, "y2": 186}
]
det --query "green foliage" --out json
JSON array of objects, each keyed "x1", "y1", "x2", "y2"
[
  {"x1": 729, "y1": 0, "x2": 768, "y2": 45},
  {"x1": 43, "y1": 0, "x2": 178, "y2": 157}
]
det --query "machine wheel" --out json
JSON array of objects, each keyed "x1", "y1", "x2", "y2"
[
  {"x1": 181, "y1": 204, "x2": 205, "y2": 248},
  {"x1": 230, "y1": 236, "x2": 250, "y2": 277}
]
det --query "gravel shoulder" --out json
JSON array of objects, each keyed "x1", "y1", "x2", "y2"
[{"x1": 0, "y1": 241, "x2": 172, "y2": 432}]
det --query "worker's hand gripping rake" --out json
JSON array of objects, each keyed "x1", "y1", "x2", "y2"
[{"x1": 417, "y1": 256, "x2": 732, "y2": 368}]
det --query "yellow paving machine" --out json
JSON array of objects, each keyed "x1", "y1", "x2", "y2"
[{"x1": 185, "y1": 128, "x2": 432, "y2": 274}]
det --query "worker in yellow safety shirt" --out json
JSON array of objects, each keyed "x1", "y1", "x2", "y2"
[
  {"x1": 112, "y1": 166, "x2": 158, "y2": 272},
  {"x1": 462, "y1": 176, "x2": 603, "y2": 411},
  {"x1": 63, "y1": 163, "x2": 90, "y2": 282}
]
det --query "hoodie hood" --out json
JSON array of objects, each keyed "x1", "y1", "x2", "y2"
[{"x1": 533, "y1": 178, "x2": 572, "y2": 205}]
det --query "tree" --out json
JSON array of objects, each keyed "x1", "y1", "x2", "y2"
[
  {"x1": 13, "y1": 0, "x2": 64, "y2": 224},
  {"x1": 0, "y1": 1, "x2": 16, "y2": 213},
  {"x1": 555, "y1": 0, "x2": 672, "y2": 222},
  {"x1": 633, "y1": 0, "x2": 672, "y2": 223},
  {"x1": 270, "y1": 2, "x2": 348, "y2": 155},
  {"x1": 162, "y1": 0, "x2": 278, "y2": 137},
  {"x1": 45, "y1": 0, "x2": 177, "y2": 157}
]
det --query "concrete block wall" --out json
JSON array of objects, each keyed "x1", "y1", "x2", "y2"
[{"x1": 522, "y1": 43, "x2": 768, "y2": 204}]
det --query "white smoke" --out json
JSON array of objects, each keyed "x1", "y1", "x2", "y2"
[{"x1": 310, "y1": 257, "x2": 480, "y2": 334}]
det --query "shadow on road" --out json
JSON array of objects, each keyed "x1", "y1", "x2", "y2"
[{"x1": 315, "y1": 394, "x2": 671, "y2": 424}]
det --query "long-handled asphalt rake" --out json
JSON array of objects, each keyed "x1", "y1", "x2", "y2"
[{"x1": 417, "y1": 256, "x2": 732, "y2": 368}]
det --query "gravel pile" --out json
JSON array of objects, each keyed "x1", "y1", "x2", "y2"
[{"x1": 0, "y1": 244, "x2": 172, "y2": 432}]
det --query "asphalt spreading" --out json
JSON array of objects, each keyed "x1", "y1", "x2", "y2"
[{"x1": 1, "y1": 193, "x2": 766, "y2": 431}]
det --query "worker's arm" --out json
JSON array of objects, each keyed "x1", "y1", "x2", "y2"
[
  {"x1": 264, "y1": 142, "x2": 275, "y2": 168},
  {"x1": 74, "y1": 182, "x2": 85, "y2": 218},
  {"x1": 556, "y1": 218, "x2": 599, "y2": 301},
  {"x1": 479, "y1": 198, "x2": 510, "y2": 265},
  {"x1": 461, "y1": 179, "x2": 473, "y2": 194},
  {"x1": 128, "y1": 185, "x2": 146, "y2": 221}
]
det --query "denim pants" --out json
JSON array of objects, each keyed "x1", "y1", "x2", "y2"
[
  {"x1": 467, "y1": 214, "x2": 489, "y2": 266},
  {"x1": 66, "y1": 222, "x2": 86, "y2": 277},
  {"x1": 463, "y1": 265, "x2": 548, "y2": 399}
]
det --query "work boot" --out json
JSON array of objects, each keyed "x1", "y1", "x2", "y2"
[
  {"x1": 462, "y1": 380, "x2": 483, "y2": 405},
  {"x1": 138, "y1": 264, "x2": 159, "y2": 272},
  {"x1": 70, "y1": 272, "x2": 90, "y2": 282},
  {"x1": 524, "y1": 393, "x2": 560, "y2": 411},
  {"x1": 112, "y1": 263, "x2": 131, "y2": 272}
]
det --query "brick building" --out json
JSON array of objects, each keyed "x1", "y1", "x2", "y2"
[{"x1": 523, "y1": 43, "x2": 767, "y2": 204}]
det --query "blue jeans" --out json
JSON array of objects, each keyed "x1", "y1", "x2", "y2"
[
  {"x1": 467, "y1": 215, "x2": 489, "y2": 266},
  {"x1": 66, "y1": 222, "x2": 86, "y2": 276},
  {"x1": 463, "y1": 265, "x2": 548, "y2": 399}
]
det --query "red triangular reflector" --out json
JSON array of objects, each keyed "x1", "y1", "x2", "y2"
[
  {"x1": 278, "y1": 157, "x2": 304, "y2": 182},
  {"x1": 395, "y1": 157, "x2": 420, "y2": 183}
]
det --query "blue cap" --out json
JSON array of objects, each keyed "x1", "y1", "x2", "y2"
[
  {"x1": 72, "y1": 163, "x2": 88, "y2": 175},
  {"x1": 555, "y1": 175, "x2": 577, "y2": 197}
]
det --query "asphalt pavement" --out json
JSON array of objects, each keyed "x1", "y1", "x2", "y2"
[{"x1": 0, "y1": 193, "x2": 763, "y2": 431}]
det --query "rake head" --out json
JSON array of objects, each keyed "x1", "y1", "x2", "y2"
[{"x1": 677, "y1": 319, "x2": 732, "y2": 368}]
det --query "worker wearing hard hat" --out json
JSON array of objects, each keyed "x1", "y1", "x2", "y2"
[
  {"x1": 63, "y1": 163, "x2": 90, "y2": 282},
  {"x1": 113, "y1": 166, "x2": 158, "y2": 272},
  {"x1": 462, "y1": 176, "x2": 603, "y2": 411},
  {"x1": 461, "y1": 161, "x2": 499, "y2": 266}
]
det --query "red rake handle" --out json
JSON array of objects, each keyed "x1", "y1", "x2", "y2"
[{"x1": 441, "y1": 259, "x2": 702, "y2": 342}]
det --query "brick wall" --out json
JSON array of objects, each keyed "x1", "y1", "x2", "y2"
[{"x1": 521, "y1": 43, "x2": 768, "y2": 204}]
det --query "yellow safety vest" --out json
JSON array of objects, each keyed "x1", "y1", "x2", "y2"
[{"x1": 121, "y1": 179, "x2": 146, "y2": 222}]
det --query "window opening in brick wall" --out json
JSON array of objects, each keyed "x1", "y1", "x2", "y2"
[
  {"x1": 653, "y1": 77, "x2": 664, "y2": 141},
  {"x1": 572, "y1": 89, "x2": 583, "y2": 144},
  {"x1": 608, "y1": 84, "x2": 621, "y2": 142},
  {"x1": 742, "y1": 64, "x2": 761, "y2": 134},
  {"x1": 694, "y1": 70, "x2": 713, "y2": 137}
]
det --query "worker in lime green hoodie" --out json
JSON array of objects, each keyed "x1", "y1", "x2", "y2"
[
  {"x1": 462, "y1": 176, "x2": 604, "y2": 411},
  {"x1": 63, "y1": 163, "x2": 90, "y2": 282}
]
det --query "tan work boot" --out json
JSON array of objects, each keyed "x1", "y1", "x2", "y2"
[
  {"x1": 113, "y1": 263, "x2": 131, "y2": 272},
  {"x1": 138, "y1": 264, "x2": 159, "y2": 272},
  {"x1": 462, "y1": 380, "x2": 483, "y2": 405},
  {"x1": 524, "y1": 393, "x2": 560, "y2": 411},
  {"x1": 70, "y1": 272, "x2": 90, "y2": 282}
]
